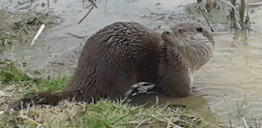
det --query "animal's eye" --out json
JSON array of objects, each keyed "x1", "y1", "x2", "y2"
[
  {"x1": 196, "y1": 27, "x2": 203, "y2": 32},
  {"x1": 178, "y1": 29, "x2": 183, "y2": 33}
]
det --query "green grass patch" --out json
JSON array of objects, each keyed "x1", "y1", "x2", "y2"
[
  {"x1": 0, "y1": 62, "x2": 68, "y2": 96},
  {"x1": 0, "y1": 62, "x2": 30, "y2": 83},
  {"x1": 36, "y1": 75, "x2": 69, "y2": 92},
  {"x1": 21, "y1": 75, "x2": 69, "y2": 96}
]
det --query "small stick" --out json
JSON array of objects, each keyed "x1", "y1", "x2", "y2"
[
  {"x1": 89, "y1": 0, "x2": 97, "y2": 8},
  {"x1": 78, "y1": 5, "x2": 95, "y2": 24},
  {"x1": 200, "y1": 8, "x2": 214, "y2": 32},
  {"x1": 177, "y1": 0, "x2": 188, "y2": 7},
  {"x1": 30, "y1": 24, "x2": 45, "y2": 48},
  {"x1": 47, "y1": 0, "x2": 50, "y2": 8},
  {"x1": 83, "y1": 3, "x2": 93, "y2": 9},
  {"x1": 241, "y1": 116, "x2": 248, "y2": 128},
  {"x1": 217, "y1": 0, "x2": 237, "y2": 11},
  {"x1": 239, "y1": 0, "x2": 246, "y2": 28},
  {"x1": 67, "y1": 32, "x2": 89, "y2": 39}
]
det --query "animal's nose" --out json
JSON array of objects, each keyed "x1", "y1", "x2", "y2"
[{"x1": 163, "y1": 31, "x2": 170, "y2": 35}]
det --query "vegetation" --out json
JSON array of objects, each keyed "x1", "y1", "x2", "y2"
[{"x1": 0, "y1": 62, "x2": 220, "y2": 128}]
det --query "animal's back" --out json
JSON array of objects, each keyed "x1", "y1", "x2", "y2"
[{"x1": 68, "y1": 22, "x2": 162, "y2": 101}]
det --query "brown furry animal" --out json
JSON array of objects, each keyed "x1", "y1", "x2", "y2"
[
  {"x1": 11, "y1": 21, "x2": 214, "y2": 110},
  {"x1": 158, "y1": 21, "x2": 214, "y2": 96}
]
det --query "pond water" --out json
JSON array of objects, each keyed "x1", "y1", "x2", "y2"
[
  {"x1": 194, "y1": 8, "x2": 262, "y2": 126},
  {"x1": 1, "y1": 0, "x2": 262, "y2": 127}
]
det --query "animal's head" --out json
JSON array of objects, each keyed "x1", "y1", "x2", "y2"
[{"x1": 170, "y1": 21, "x2": 214, "y2": 47}]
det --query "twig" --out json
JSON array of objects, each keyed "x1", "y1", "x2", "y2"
[
  {"x1": 83, "y1": 3, "x2": 93, "y2": 9},
  {"x1": 217, "y1": 0, "x2": 237, "y2": 11},
  {"x1": 30, "y1": 24, "x2": 45, "y2": 48},
  {"x1": 199, "y1": 8, "x2": 214, "y2": 32},
  {"x1": 67, "y1": 32, "x2": 89, "y2": 39},
  {"x1": 177, "y1": 0, "x2": 188, "y2": 7},
  {"x1": 239, "y1": 0, "x2": 246, "y2": 28},
  {"x1": 78, "y1": 5, "x2": 95, "y2": 24},
  {"x1": 241, "y1": 116, "x2": 248, "y2": 128},
  {"x1": 135, "y1": 120, "x2": 146, "y2": 128},
  {"x1": 18, "y1": 114, "x2": 42, "y2": 128},
  {"x1": 15, "y1": 0, "x2": 30, "y2": 8},
  {"x1": 244, "y1": 9, "x2": 250, "y2": 28},
  {"x1": 79, "y1": 0, "x2": 97, "y2": 24},
  {"x1": 47, "y1": 0, "x2": 50, "y2": 8},
  {"x1": 89, "y1": 0, "x2": 97, "y2": 8}
]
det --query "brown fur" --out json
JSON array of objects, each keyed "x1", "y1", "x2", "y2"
[
  {"x1": 11, "y1": 21, "x2": 214, "y2": 110},
  {"x1": 157, "y1": 21, "x2": 214, "y2": 97}
]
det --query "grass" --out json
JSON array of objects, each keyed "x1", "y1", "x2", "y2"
[
  {"x1": 0, "y1": 62, "x2": 220, "y2": 128},
  {"x1": 2, "y1": 102, "x2": 216, "y2": 128},
  {"x1": 0, "y1": 101, "x2": 218, "y2": 128},
  {"x1": 0, "y1": 62, "x2": 30, "y2": 83},
  {"x1": 0, "y1": 62, "x2": 68, "y2": 96}
]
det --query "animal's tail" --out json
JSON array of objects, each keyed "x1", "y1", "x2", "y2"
[{"x1": 11, "y1": 90, "x2": 71, "y2": 111}]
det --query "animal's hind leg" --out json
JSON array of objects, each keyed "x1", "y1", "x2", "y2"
[{"x1": 101, "y1": 70, "x2": 138, "y2": 101}]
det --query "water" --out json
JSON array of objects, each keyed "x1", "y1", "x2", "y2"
[
  {"x1": 1, "y1": 0, "x2": 262, "y2": 126},
  {"x1": 195, "y1": 10, "x2": 262, "y2": 125}
]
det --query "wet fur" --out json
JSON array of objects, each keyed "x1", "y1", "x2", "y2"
[
  {"x1": 11, "y1": 21, "x2": 214, "y2": 110},
  {"x1": 158, "y1": 21, "x2": 214, "y2": 97}
]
